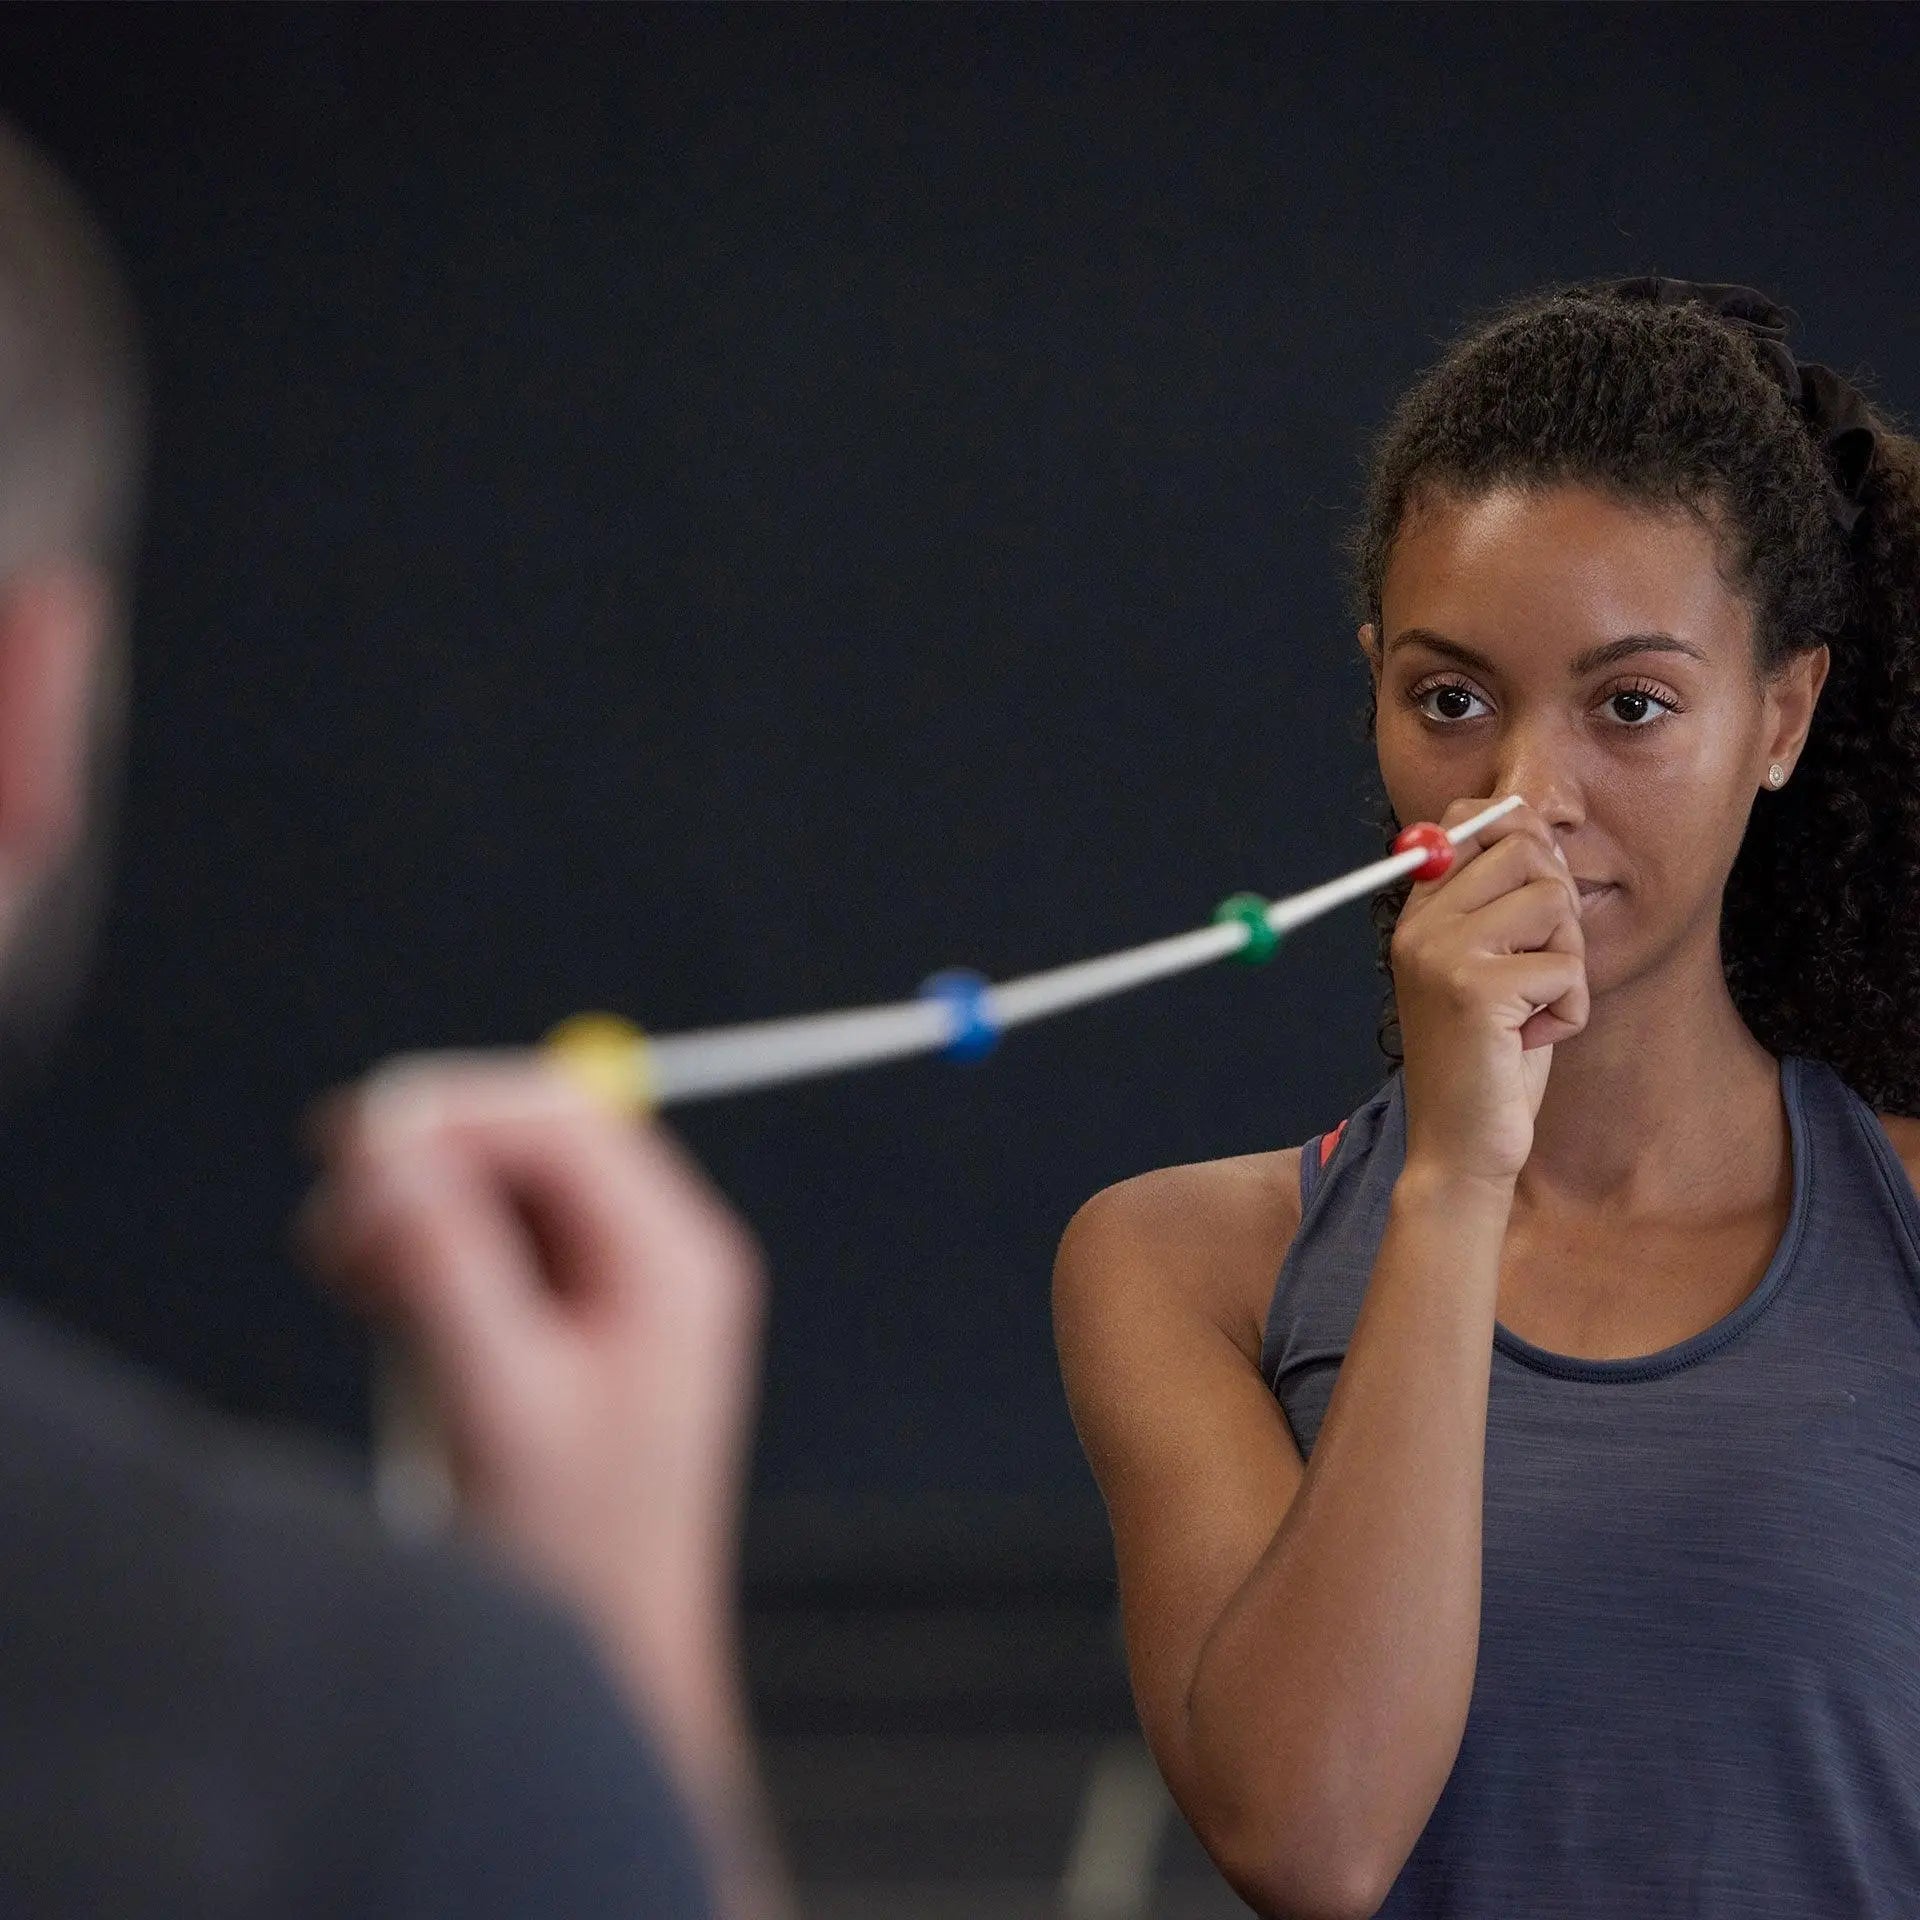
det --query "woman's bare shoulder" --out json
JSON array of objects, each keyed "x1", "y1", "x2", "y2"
[
  {"x1": 1876, "y1": 1112, "x2": 1920, "y2": 1201},
  {"x1": 1055, "y1": 1147, "x2": 1306, "y2": 1364}
]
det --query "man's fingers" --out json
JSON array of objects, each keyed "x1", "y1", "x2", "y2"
[
  {"x1": 308, "y1": 1055, "x2": 765, "y2": 1324},
  {"x1": 300, "y1": 1051, "x2": 558, "y2": 1161},
  {"x1": 297, "y1": 1144, "x2": 548, "y2": 1397}
]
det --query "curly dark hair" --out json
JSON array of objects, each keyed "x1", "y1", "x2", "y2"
[{"x1": 1349, "y1": 286, "x2": 1920, "y2": 1117}]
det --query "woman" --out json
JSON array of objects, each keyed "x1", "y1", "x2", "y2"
[{"x1": 1054, "y1": 280, "x2": 1920, "y2": 1919}]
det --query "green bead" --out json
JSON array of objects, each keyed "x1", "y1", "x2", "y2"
[{"x1": 1213, "y1": 892, "x2": 1283, "y2": 966}]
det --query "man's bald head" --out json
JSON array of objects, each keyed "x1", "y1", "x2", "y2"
[{"x1": 0, "y1": 121, "x2": 142, "y2": 577}]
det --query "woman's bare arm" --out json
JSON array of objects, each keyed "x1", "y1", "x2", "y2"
[{"x1": 1056, "y1": 1150, "x2": 1513, "y2": 1920}]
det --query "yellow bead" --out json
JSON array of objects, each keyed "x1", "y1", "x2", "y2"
[{"x1": 543, "y1": 1012, "x2": 656, "y2": 1117}]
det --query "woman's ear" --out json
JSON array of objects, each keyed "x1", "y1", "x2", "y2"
[
  {"x1": 1762, "y1": 641, "x2": 1830, "y2": 783},
  {"x1": 1360, "y1": 622, "x2": 1382, "y2": 685},
  {"x1": 0, "y1": 565, "x2": 109, "y2": 886}
]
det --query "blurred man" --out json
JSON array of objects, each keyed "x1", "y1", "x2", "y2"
[{"x1": 0, "y1": 119, "x2": 785, "y2": 1919}]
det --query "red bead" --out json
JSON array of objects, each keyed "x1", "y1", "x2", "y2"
[{"x1": 1393, "y1": 821, "x2": 1455, "y2": 882}]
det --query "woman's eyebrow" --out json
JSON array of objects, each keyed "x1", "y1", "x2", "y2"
[{"x1": 1386, "y1": 627, "x2": 1710, "y2": 676}]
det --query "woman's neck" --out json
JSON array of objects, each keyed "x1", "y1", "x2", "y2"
[{"x1": 1516, "y1": 944, "x2": 1782, "y2": 1221}]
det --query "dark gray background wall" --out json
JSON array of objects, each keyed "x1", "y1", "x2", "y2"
[{"x1": 0, "y1": 4, "x2": 1912, "y2": 1584}]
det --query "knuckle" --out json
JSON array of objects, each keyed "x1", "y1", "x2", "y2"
[{"x1": 1439, "y1": 959, "x2": 1479, "y2": 1009}]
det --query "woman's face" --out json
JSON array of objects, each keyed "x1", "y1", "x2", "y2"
[{"x1": 1365, "y1": 482, "x2": 1826, "y2": 996}]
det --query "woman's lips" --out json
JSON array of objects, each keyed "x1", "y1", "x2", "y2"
[{"x1": 1575, "y1": 880, "x2": 1617, "y2": 902}]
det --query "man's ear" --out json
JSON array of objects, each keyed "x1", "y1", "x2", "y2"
[{"x1": 0, "y1": 566, "x2": 109, "y2": 884}]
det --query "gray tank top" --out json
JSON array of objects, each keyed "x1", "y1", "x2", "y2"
[{"x1": 1261, "y1": 1051, "x2": 1920, "y2": 1916}]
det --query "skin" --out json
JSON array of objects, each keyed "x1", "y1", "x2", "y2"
[
  {"x1": 5, "y1": 483, "x2": 1916, "y2": 1920},
  {"x1": 0, "y1": 566, "x2": 106, "y2": 930},
  {"x1": 0, "y1": 568, "x2": 794, "y2": 1920},
  {"x1": 299, "y1": 1065, "x2": 793, "y2": 1920},
  {"x1": 1367, "y1": 484, "x2": 1844, "y2": 1354},
  {"x1": 1054, "y1": 483, "x2": 1920, "y2": 1918},
  {"x1": 1367, "y1": 487, "x2": 1812, "y2": 1221}
]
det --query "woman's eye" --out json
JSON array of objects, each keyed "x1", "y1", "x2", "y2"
[
  {"x1": 1605, "y1": 686, "x2": 1676, "y2": 727},
  {"x1": 1412, "y1": 681, "x2": 1489, "y2": 724},
  {"x1": 1408, "y1": 679, "x2": 1679, "y2": 729}
]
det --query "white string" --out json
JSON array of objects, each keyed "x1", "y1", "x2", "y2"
[
  {"x1": 643, "y1": 795, "x2": 1523, "y2": 1107},
  {"x1": 373, "y1": 794, "x2": 1525, "y2": 1536}
]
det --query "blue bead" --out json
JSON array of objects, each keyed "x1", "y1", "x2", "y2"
[{"x1": 919, "y1": 968, "x2": 1000, "y2": 1063}]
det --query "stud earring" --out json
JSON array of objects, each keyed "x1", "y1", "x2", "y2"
[{"x1": 1767, "y1": 763, "x2": 1786, "y2": 789}]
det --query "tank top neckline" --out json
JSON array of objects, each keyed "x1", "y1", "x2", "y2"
[{"x1": 1385, "y1": 1053, "x2": 1812, "y2": 1386}]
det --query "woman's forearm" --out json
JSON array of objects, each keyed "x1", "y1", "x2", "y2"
[{"x1": 1184, "y1": 1161, "x2": 1515, "y2": 1917}]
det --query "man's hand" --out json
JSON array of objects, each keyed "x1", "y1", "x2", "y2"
[{"x1": 294, "y1": 1055, "x2": 784, "y2": 1912}]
